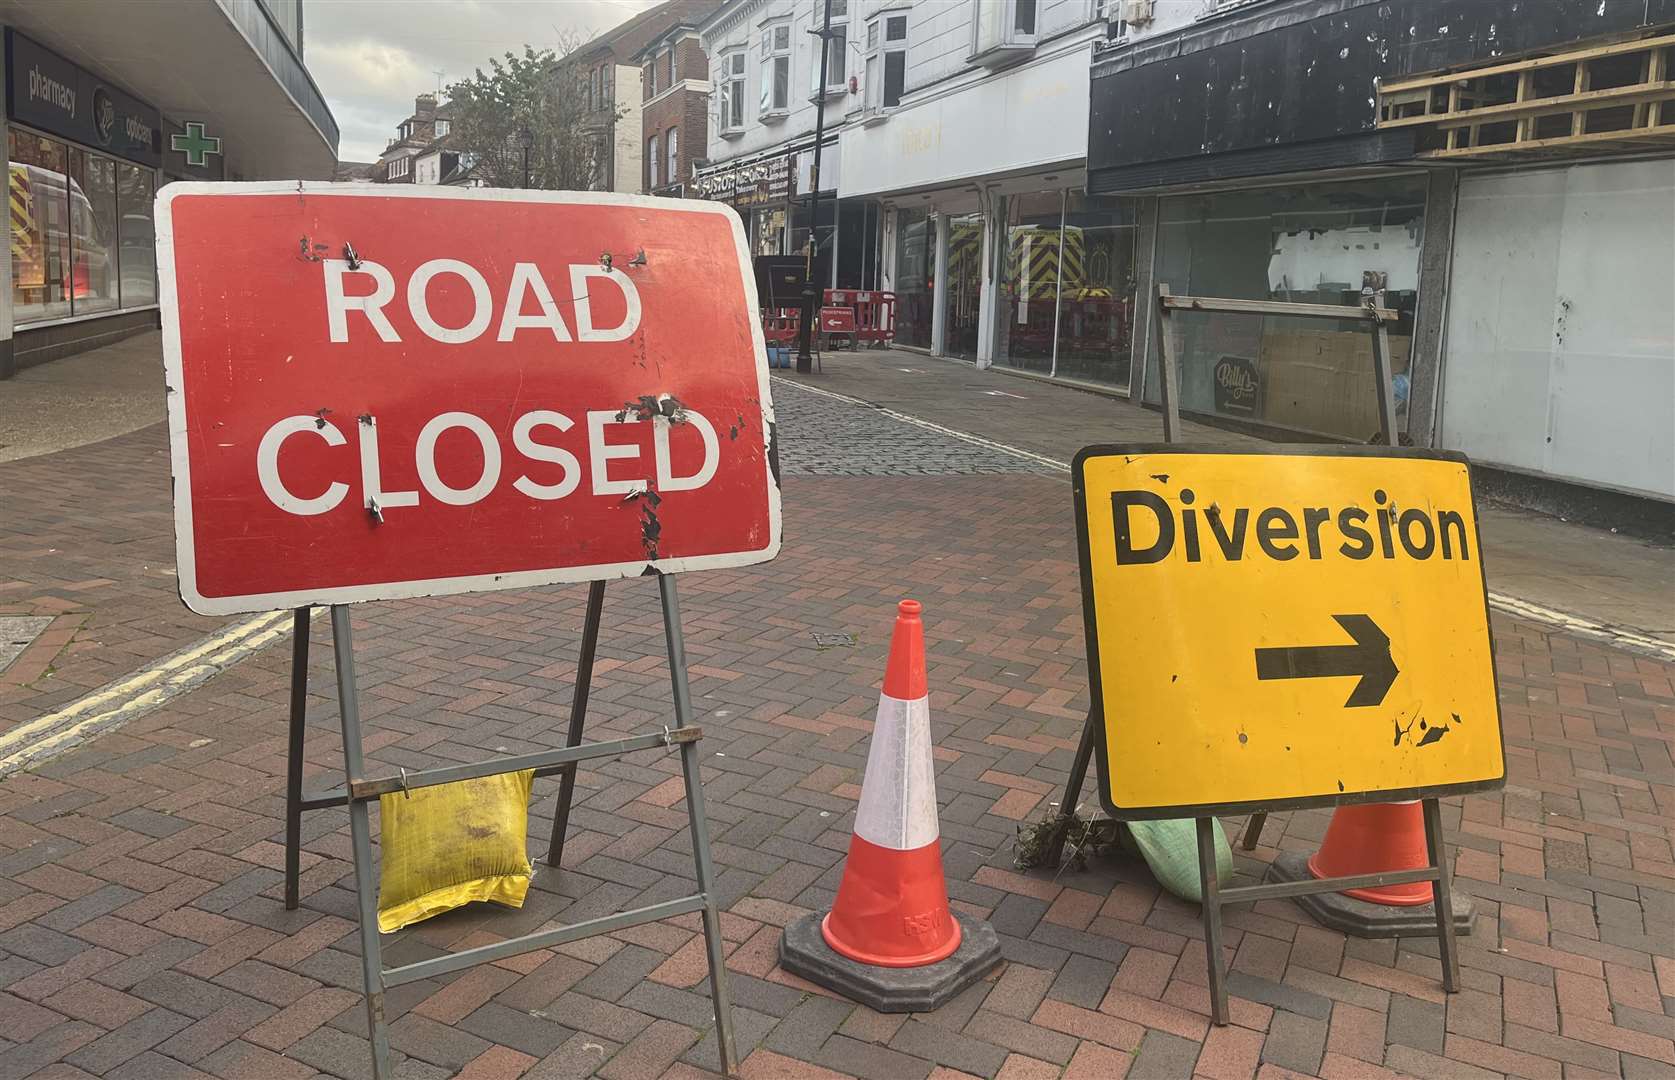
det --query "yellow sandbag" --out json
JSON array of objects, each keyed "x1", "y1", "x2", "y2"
[{"x1": 377, "y1": 770, "x2": 534, "y2": 933}]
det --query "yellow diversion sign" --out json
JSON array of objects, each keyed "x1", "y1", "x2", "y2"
[{"x1": 1073, "y1": 446, "x2": 1504, "y2": 818}]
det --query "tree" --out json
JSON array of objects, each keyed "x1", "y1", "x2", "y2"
[{"x1": 445, "y1": 40, "x2": 621, "y2": 190}]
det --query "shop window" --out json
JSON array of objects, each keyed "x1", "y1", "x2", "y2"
[
  {"x1": 69, "y1": 151, "x2": 119, "y2": 314},
  {"x1": 666, "y1": 128, "x2": 678, "y2": 185},
  {"x1": 811, "y1": 2, "x2": 849, "y2": 96},
  {"x1": 8, "y1": 130, "x2": 158, "y2": 321},
  {"x1": 892, "y1": 209, "x2": 935, "y2": 349},
  {"x1": 647, "y1": 134, "x2": 659, "y2": 189},
  {"x1": 1058, "y1": 193, "x2": 1140, "y2": 388},
  {"x1": 864, "y1": 12, "x2": 908, "y2": 112},
  {"x1": 972, "y1": 0, "x2": 1036, "y2": 59},
  {"x1": 942, "y1": 213, "x2": 983, "y2": 359},
  {"x1": 116, "y1": 163, "x2": 155, "y2": 307},
  {"x1": 9, "y1": 131, "x2": 71, "y2": 322},
  {"x1": 760, "y1": 21, "x2": 791, "y2": 117},
  {"x1": 718, "y1": 50, "x2": 747, "y2": 133},
  {"x1": 754, "y1": 206, "x2": 786, "y2": 257},
  {"x1": 1146, "y1": 177, "x2": 1427, "y2": 439},
  {"x1": 997, "y1": 191, "x2": 1064, "y2": 374}
]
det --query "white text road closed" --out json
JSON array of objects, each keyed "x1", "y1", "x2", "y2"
[{"x1": 158, "y1": 185, "x2": 779, "y2": 614}]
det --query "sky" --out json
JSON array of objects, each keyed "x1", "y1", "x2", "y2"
[{"x1": 305, "y1": 0, "x2": 660, "y2": 163}]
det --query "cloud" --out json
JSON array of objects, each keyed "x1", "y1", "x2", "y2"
[{"x1": 304, "y1": 0, "x2": 660, "y2": 162}]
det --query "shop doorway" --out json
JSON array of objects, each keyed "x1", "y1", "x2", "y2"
[{"x1": 941, "y1": 213, "x2": 983, "y2": 359}]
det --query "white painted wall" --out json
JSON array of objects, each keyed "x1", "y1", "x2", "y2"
[
  {"x1": 1114, "y1": 0, "x2": 1211, "y2": 44},
  {"x1": 413, "y1": 150, "x2": 442, "y2": 185},
  {"x1": 700, "y1": 0, "x2": 851, "y2": 164},
  {"x1": 612, "y1": 65, "x2": 643, "y2": 193},
  {"x1": 840, "y1": 38, "x2": 1093, "y2": 197},
  {"x1": 1440, "y1": 159, "x2": 1675, "y2": 499},
  {"x1": 700, "y1": 0, "x2": 1103, "y2": 174}
]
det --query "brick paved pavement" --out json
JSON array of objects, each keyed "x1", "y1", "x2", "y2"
[
  {"x1": 0, "y1": 425, "x2": 230, "y2": 729},
  {"x1": 0, "y1": 362, "x2": 1672, "y2": 1079}
]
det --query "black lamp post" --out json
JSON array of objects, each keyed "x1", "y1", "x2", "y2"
[
  {"x1": 794, "y1": 0, "x2": 835, "y2": 375},
  {"x1": 518, "y1": 125, "x2": 534, "y2": 188}
]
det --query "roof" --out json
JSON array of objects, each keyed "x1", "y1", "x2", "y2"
[
  {"x1": 573, "y1": 0, "x2": 725, "y2": 63},
  {"x1": 628, "y1": 17, "x2": 710, "y2": 63}
]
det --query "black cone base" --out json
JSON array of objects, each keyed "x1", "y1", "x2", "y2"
[
  {"x1": 779, "y1": 910, "x2": 1001, "y2": 1013},
  {"x1": 1266, "y1": 852, "x2": 1473, "y2": 938}
]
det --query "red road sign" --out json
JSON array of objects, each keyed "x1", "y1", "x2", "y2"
[
  {"x1": 158, "y1": 185, "x2": 780, "y2": 616},
  {"x1": 818, "y1": 306, "x2": 856, "y2": 333}
]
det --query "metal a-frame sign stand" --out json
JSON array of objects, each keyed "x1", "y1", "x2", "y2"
[
  {"x1": 1046, "y1": 284, "x2": 1462, "y2": 1024},
  {"x1": 278, "y1": 574, "x2": 736, "y2": 1078}
]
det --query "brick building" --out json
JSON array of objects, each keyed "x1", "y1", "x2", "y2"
[
  {"x1": 564, "y1": 0, "x2": 723, "y2": 193},
  {"x1": 632, "y1": 19, "x2": 713, "y2": 196}
]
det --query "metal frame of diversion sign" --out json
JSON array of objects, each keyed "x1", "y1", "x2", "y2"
[
  {"x1": 277, "y1": 575, "x2": 737, "y2": 1079},
  {"x1": 1044, "y1": 286, "x2": 1488, "y2": 1025}
]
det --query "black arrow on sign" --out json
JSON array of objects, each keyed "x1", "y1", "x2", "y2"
[{"x1": 1254, "y1": 614, "x2": 1399, "y2": 708}]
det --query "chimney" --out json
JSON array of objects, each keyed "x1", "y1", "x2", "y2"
[{"x1": 414, "y1": 93, "x2": 438, "y2": 120}]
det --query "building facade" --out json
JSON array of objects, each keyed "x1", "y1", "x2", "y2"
[
  {"x1": 838, "y1": 0, "x2": 1110, "y2": 367},
  {"x1": 1087, "y1": 0, "x2": 1674, "y2": 512},
  {"x1": 567, "y1": 0, "x2": 724, "y2": 194},
  {"x1": 633, "y1": 20, "x2": 713, "y2": 195},
  {"x1": 694, "y1": 0, "x2": 893, "y2": 292},
  {"x1": 1, "y1": 0, "x2": 338, "y2": 375}
]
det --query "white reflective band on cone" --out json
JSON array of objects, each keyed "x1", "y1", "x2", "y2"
[{"x1": 853, "y1": 693, "x2": 939, "y2": 851}]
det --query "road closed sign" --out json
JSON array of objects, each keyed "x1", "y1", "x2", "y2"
[
  {"x1": 157, "y1": 184, "x2": 779, "y2": 616},
  {"x1": 1073, "y1": 446, "x2": 1503, "y2": 818}
]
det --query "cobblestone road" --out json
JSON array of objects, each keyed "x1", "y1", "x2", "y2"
[
  {"x1": 772, "y1": 378, "x2": 1052, "y2": 477},
  {"x1": 0, "y1": 351, "x2": 1671, "y2": 1080}
]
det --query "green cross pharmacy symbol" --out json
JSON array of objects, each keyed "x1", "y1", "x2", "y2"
[{"x1": 171, "y1": 122, "x2": 221, "y2": 167}]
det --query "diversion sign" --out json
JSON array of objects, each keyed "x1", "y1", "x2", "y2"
[
  {"x1": 158, "y1": 184, "x2": 779, "y2": 616},
  {"x1": 1073, "y1": 446, "x2": 1503, "y2": 818}
]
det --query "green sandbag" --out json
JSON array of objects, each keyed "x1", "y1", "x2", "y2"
[{"x1": 1121, "y1": 817, "x2": 1232, "y2": 903}]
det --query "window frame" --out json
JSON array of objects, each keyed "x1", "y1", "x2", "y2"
[
  {"x1": 810, "y1": 1, "x2": 850, "y2": 98},
  {"x1": 717, "y1": 48, "x2": 747, "y2": 134},
  {"x1": 758, "y1": 18, "x2": 792, "y2": 119},
  {"x1": 666, "y1": 127, "x2": 678, "y2": 186},
  {"x1": 647, "y1": 133, "x2": 659, "y2": 189},
  {"x1": 864, "y1": 9, "x2": 909, "y2": 114},
  {"x1": 970, "y1": 0, "x2": 1037, "y2": 59}
]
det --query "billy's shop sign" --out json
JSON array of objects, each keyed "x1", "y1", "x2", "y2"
[{"x1": 6, "y1": 29, "x2": 161, "y2": 167}]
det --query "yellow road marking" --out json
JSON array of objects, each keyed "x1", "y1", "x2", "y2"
[{"x1": 0, "y1": 609, "x2": 299, "y2": 774}]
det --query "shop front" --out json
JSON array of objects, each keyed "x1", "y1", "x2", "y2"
[
  {"x1": 841, "y1": 32, "x2": 1137, "y2": 384},
  {"x1": 989, "y1": 189, "x2": 1141, "y2": 389},
  {"x1": 1086, "y1": 0, "x2": 1673, "y2": 518},
  {"x1": 693, "y1": 149, "x2": 798, "y2": 257},
  {"x1": 1138, "y1": 174, "x2": 1429, "y2": 443},
  {"x1": 5, "y1": 29, "x2": 162, "y2": 369}
]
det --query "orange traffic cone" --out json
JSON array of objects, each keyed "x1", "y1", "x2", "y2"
[
  {"x1": 1266, "y1": 799, "x2": 1473, "y2": 936},
  {"x1": 779, "y1": 600, "x2": 1001, "y2": 1010},
  {"x1": 821, "y1": 600, "x2": 960, "y2": 966},
  {"x1": 1308, "y1": 801, "x2": 1432, "y2": 905}
]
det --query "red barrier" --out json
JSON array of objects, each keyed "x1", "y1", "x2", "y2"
[
  {"x1": 825, "y1": 290, "x2": 895, "y2": 346},
  {"x1": 760, "y1": 307, "x2": 801, "y2": 345}
]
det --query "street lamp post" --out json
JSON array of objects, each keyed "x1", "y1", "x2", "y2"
[
  {"x1": 518, "y1": 125, "x2": 534, "y2": 189},
  {"x1": 794, "y1": 0, "x2": 835, "y2": 375}
]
